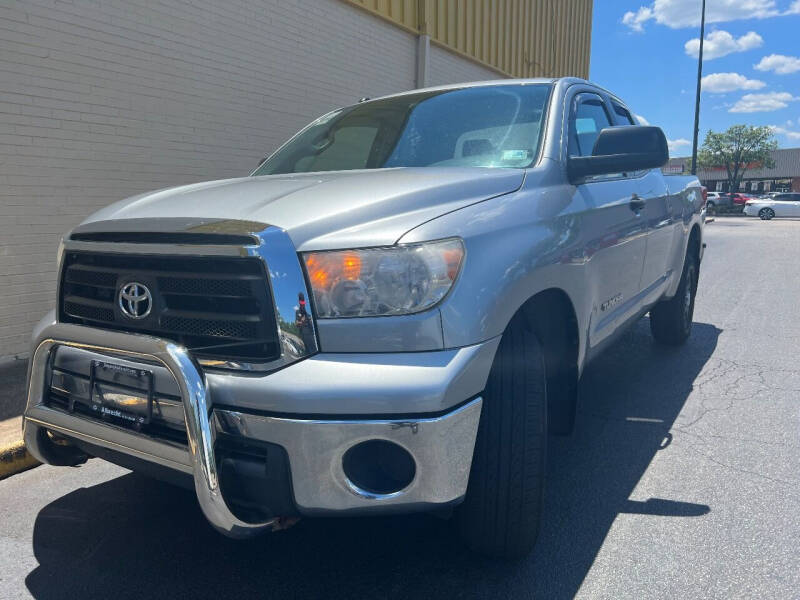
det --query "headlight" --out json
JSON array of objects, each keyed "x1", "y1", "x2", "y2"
[{"x1": 303, "y1": 238, "x2": 464, "y2": 318}]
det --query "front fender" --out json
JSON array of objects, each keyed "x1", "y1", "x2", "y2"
[{"x1": 400, "y1": 179, "x2": 591, "y2": 372}]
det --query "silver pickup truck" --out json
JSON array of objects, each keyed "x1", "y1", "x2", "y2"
[{"x1": 23, "y1": 78, "x2": 704, "y2": 559}]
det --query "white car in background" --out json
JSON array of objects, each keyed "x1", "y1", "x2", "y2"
[{"x1": 743, "y1": 193, "x2": 800, "y2": 220}]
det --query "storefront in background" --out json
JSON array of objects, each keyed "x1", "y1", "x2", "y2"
[
  {"x1": 712, "y1": 178, "x2": 795, "y2": 193},
  {"x1": 663, "y1": 147, "x2": 800, "y2": 194}
]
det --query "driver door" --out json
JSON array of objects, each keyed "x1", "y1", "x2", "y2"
[{"x1": 567, "y1": 92, "x2": 648, "y2": 349}]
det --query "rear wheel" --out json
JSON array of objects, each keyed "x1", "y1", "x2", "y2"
[
  {"x1": 706, "y1": 201, "x2": 715, "y2": 215},
  {"x1": 650, "y1": 250, "x2": 698, "y2": 345},
  {"x1": 454, "y1": 314, "x2": 547, "y2": 559},
  {"x1": 759, "y1": 207, "x2": 775, "y2": 220}
]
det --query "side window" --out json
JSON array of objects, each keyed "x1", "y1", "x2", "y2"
[
  {"x1": 611, "y1": 101, "x2": 636, "y2": 125},
  {"x1": 775, "y1": 194, "x2": 789, "y2": 201},
  {"x1": 569, "y1": 94, "x2": 613, "y2": 157}
]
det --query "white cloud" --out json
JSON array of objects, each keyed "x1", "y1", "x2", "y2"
[
  {"x1": 684, "y1": 30, "x2": 763, "y2": 60},
  {"x1": 668, "y1": 138, "x2": 691, "y2": 153},
  {"x1": 622, "y1": 7, "x2": 654, "y2": 32},
  {"x1": 634, "y1": 114, "x2": 651, "y2": 125},
  {"x1": 754, "y1": 54, "x2": 800, "y2": 74},
  {"x1": 622, "y1": 0, "x2": 781, "y2": 30},
  {"x1": 787, "y1": 0, "x2": 800, "y2": 13},
  {"x1": 701, "y1": 72, "x2": 766, "y2": 93},
  {"x1": 769, "y1": 124, "x2": 800, "y2": 140},
  {"x1": 729, "y1": 92, "x2": 798, "y2": 113}
]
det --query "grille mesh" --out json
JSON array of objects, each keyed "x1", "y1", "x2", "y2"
[
  {"x1": 157, "y1": 277, "x2": 251, "y2": 297},
  {"x1": 161, "y1": 316, "x2": 257, "y2": 339},
  {"x1": 65, "y1": 268, "x2": 118, "y2": 288},
  {"x1": 63, "y1": 301, "x2": 114, "y2": 322}
]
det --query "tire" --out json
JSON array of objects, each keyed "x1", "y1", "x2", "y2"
[
  {"x1": 706, "y1": 201, "x2": 715, "y2": 215},
  {"x1": 759, "y1": 207, "x2": 775, "y2": 220},
  {"x1": 454, "y1": 315, "x2": 547, "y2": 559},
  {"x1": 650, "y1": 250, "x2": 698, "y2": 346}
]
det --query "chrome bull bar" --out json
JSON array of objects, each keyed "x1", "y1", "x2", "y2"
[{"x1": 23, "y1": 322, "x2": 277, "y2": 538}]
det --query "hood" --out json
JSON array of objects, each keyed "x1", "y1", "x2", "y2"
[{"x1": 82, "y1": 167, "x2": 524, "y2": 251}]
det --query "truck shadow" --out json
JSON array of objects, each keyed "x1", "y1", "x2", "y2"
[{"x1": 25, "y1": 320, "x2": 720, "y2": 600}]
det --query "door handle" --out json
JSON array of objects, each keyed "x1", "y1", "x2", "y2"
[{"x1": 629, "y1": 196, "x2": 646, "y2": 212}]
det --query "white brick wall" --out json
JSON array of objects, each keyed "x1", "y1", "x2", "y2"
[{"x1": 0, "y1": 0, "x2": 504, "y2": 359}]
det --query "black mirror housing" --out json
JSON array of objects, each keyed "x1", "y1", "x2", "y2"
[{"x1": 568, "y1": 126, "x2": 669, "y2": 182}]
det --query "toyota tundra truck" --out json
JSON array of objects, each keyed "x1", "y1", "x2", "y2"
[{"x1": 23, "y1": 78, "x2": 705, "y2": 559}]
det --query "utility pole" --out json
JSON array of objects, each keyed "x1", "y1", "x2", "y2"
[{"x1": 690, "y1": 0, "x2": 706, "y2": 175}]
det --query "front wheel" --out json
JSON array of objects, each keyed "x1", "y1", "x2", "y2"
[
  {"x1": 706, "y1": 201, "x2": 715, "y2": 215},
  {"x1": 453, "y1": 315, "x2": 547, "y2": 559},
  {"x1": 650, "y1": 251, "x2": 698, "y2": 345},
  {"x1": 759, "y1": 207, "x2": 775, "y2": 220}
]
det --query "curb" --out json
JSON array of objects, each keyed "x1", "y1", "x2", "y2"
[{"x1": 0, "y1": 439, "x2": 40, "y2": 480}]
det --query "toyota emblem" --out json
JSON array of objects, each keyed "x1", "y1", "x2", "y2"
[{"x1": 118, "y1": 282, "x2": 152, "y2": 319}]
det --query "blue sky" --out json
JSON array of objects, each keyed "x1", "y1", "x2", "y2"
[{"x1": 590, "y1": 0, "x2": 800, "y2": 155}]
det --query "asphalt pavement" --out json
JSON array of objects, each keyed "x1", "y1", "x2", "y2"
[{"x1": 1, "y1": 217, "x2": 798, "y2": 599}]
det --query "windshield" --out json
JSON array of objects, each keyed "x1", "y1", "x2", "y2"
[{"x1": 253, "y1": 84, "x2": 552, "y2": 175}]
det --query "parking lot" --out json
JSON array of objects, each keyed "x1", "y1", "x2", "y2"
[{"x1": 1, "y1": 217, "x2": 798, "y2": 599}]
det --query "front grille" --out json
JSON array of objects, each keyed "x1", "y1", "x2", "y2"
[{"x1": 59, "y1": 252, "x2": 281, "y2": 363}]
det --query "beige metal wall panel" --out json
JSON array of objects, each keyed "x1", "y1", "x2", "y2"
[
  {"x1": 346, "y1": 0, "x2": 420, "y2": 32},
  {"x1": 342, "y1": 0, "x2": 593, "y2": 79}
]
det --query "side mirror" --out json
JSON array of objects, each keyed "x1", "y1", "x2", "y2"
[{"x1": 568, "y1": 125, "x2": 669, "y2": 182}]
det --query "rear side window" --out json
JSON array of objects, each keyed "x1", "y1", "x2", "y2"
[
  {"x1": 611, "y1": 101, "x2": 635, "y2": 125},
  {"x1": 569, "y1": 94, "x2": 613, "y2": 157}
]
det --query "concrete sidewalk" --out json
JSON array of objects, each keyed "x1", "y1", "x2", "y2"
[{"x1": 0, "y1": 416, "x2": 23, "y2": 442}]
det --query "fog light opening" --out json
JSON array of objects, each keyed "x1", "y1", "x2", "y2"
[{"x1": 342, "y1": 439, "x2": 416, "y2": 497}]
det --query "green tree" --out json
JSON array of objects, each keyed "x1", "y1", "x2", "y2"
[{"x1": 698, "y1": 125, "x2": 777, "y2": 192}]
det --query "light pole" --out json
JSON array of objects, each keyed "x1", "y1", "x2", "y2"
[{"x1": 690, "y1": 0, "x2": 706, "y2": 175}]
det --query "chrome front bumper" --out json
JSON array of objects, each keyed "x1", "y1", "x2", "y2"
[{"x1": 24, "y1": 323, "x2": 482, "y2": 537}]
